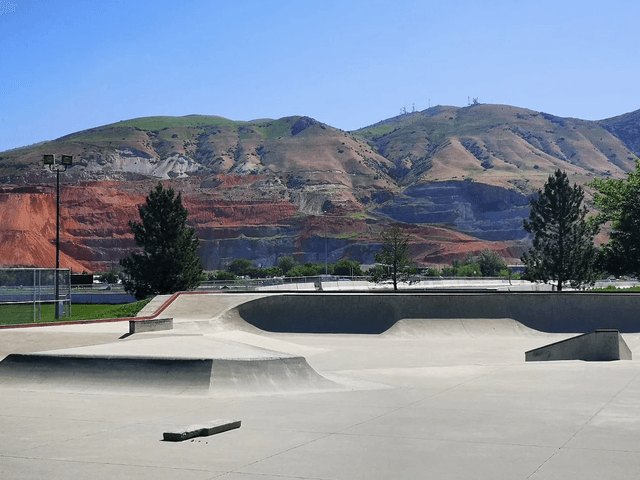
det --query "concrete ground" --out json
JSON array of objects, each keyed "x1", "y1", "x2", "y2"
[{"x1": 2, "y1": 293, "x2": 640, "y2": 479}]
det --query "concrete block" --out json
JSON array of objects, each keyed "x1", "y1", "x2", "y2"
[
  {"x1": 163, "y1": 419, "x2": 241, "y2": 441},
  {"x1": 129, "y1": 317, "x2": 173, "y2": 334},
  {"x1": 525, "y1": 329, "x2": 632, "y2": 362}
]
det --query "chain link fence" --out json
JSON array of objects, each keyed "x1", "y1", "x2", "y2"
[{"x1": 0, "y1": 268, "x2": 71, "y2": 325}]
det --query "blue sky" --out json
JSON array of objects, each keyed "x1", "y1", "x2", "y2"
[{"x1": 1, "y1": 0, "x2": 639, "y2": 151}]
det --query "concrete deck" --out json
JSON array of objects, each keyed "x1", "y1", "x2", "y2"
[{"x1": 2, "y1": 292, "x2": 640, "y2": 479}]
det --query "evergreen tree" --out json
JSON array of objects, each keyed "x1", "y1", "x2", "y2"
[
  {"x1": 371, "y1": 226, "x2": 414, "y2": 290},
  {"x1": 588, "y1": 160, "x2": 640, "y2": 277},
  {"x1": 120, "y1": 183, "x2": 203, "y2": 299},
  {"x1": 522, "y1": 170, "x2": 598, "y2": 291}
]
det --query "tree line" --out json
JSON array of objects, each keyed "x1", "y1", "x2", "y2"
[
  {"x1": 209, "y1": 249, "x2": 510, "y2": 285},
  {"x1": 211, "y1": 257, "x2": 364, "y2": 281}
]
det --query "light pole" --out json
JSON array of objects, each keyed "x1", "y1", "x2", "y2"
[{"x1": 43, "y1": 154, "x2": 72, "y2": 319}]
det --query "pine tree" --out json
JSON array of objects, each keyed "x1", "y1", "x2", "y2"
[
  {"x1": 120, "y1": 183, "x2": 203, "y2": 299},
  {"x1": 371, "y1": 226, "x2": 414, "y2": 290},
  {"x1": 522, "y1": 170, "x2": 598, "y2": 291}
]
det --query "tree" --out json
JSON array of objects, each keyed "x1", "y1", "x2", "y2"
[
  {"x1": 371, "y1": 226, "x2": 414, "y2": 290},
  {"x1": 423, "y1": 267, "x2": 440, "y2": 277},
  {"x1": 286, "y1": 263, "x2": 323, "y2": 277},
  {"x1": 239, "y1": 266, "x2": 283, "y2": 279},
  {"x1": 588, "y1": 160, "x2": 640, "y2": 277},
  {"x1": 521, "y1": 170, "x2": 598, "y2": 291},
  {"x1": 241, "y1": 267, "x2": 263, "y2": 279},
  {"x1": 120, "y1": 183, "x2": 203, "y2": 299},
  {"x1": 457, "y1": 263, "x2": 481, "y2": 277},
  {"x1": 278, "y1": 256, "x2": 297, "y2": 275},
  {"x1": 97, "y1": 270, "x2": 119, "y2": 284},
  {"x1": 333, "y1": 259, "x2": 363, "y2": 277},
  {"x1": 464, "y1": 249, "x2": 508, "y2": 277},
  {"x1": 260, "y1": 266, "x2": 283, "y2": 278},
  {"x1": 214, "y1": 271, "x2": 236, "y2": 281},
  {"x1": 227, "y1": 258, "x2": 253, "y2": 276}
]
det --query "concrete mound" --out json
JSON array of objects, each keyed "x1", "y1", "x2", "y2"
[
  {"x1": 525, "y1": 329, "x2": 633, "y2": 362},
  {"x1": 382, "y1": 318, "x2": 545, "y2": 338},
  {"x1": 0, "y1": 354, "x2": 334, "y2": 396},
  {"x1": 0, "y1": 335, "x2": 337, "y2": 396}
]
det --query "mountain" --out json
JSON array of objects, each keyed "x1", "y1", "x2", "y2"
[
  {"x1": 0, "y1": 105, "x2": 637, "y2": 272},
  {"x1": 357, "y1": 104, "x2": 637, "y2": 189},
  {"x1": 599, "y1": 109, "x2": 640, "y2": 156}
]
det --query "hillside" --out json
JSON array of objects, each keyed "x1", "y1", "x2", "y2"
[
  {"x1": 356, "y1": 104, "x2": 636, "y2": 190},
  {"x1": 0, "y1": 105, "x2": 637, "y2": 272}
]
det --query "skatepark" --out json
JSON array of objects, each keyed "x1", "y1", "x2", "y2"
[{"x1": 2, "y1": 291, "x2": 640, "y2": 479}]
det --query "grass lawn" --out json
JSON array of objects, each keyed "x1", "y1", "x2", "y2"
[{"x1": 0, "y1": 298, "x2": 153, "y2": 326}]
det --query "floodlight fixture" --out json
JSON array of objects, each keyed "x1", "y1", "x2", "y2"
[{"x1": 42, "y1": 152, "x2": 72, "y2": 319}]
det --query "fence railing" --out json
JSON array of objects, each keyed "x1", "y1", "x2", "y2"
[
  {"x1": 0, "y1": 268, "x2": 71, "y2": 324},
  {"x1": 61, "y1": 274, "x2": 640, "y2": 297}
]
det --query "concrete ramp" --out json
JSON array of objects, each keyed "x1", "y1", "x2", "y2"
[
  {"x1": 171, "y1": 308, "x2": 265, "y2": 334},
  {"x1": 525, "y1": 329, "x2": 633, "y2": 362},
  {"x1": 0, "y1": 335, "x2": 337, "y2": 396},
  {"x1": 157, "y1": 293, "x2": 268, "y2": 333},
  {"x1": 383, "y1": 318, "x2": 545, "y2": 338}
]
